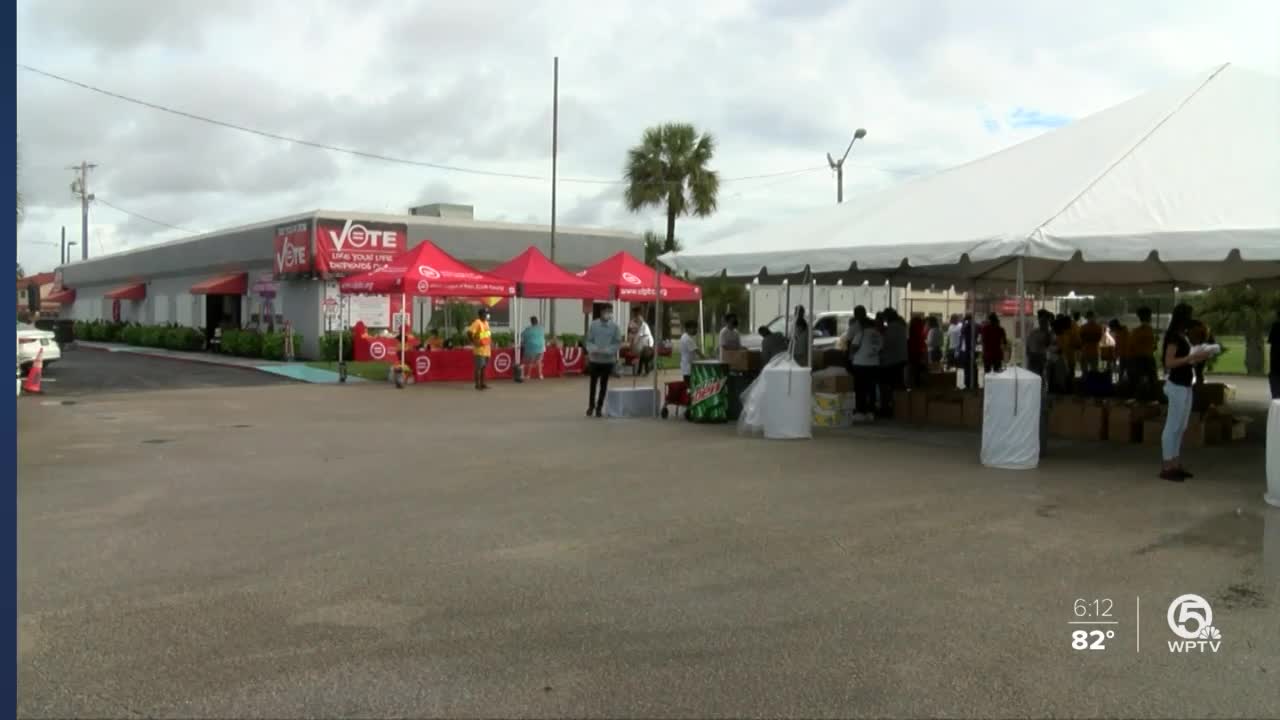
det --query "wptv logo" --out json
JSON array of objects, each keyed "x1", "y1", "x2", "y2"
[{"x1": 1166, "y1": 594, "x2": 1222, "y2": 653}]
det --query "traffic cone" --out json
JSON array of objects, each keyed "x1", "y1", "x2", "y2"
[{"x1": 23, "y1": 348, "x2": 44, "y2": 395}]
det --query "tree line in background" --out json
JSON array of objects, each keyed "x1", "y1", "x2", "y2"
[{"x1": 1064, "y1": 287, "x2": 1279, "y2": 375}]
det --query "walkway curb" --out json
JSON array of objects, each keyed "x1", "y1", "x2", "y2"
[{"x1": 75, "y1": 343, "x2": 282, "y2": 376}]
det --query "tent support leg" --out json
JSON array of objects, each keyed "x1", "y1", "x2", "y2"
[
  {"x1": 698, "y1": 298, "x2": 704, "y2": 354},
  {"x1": 653, "y1": 271, "x2": 663, "y2": 416},
  {"x1": 807, "y1": 274, "x2": 816, "y2": 367},
  {"x1": 1015, "y1": 256, "x2": 1026, "y2": 368},
  {"x1": 399, "y1": 292, "x2": 407, "y2": 389},
  {"x1": 784, "y1": 281, "x2": 792, "y2": 339}
]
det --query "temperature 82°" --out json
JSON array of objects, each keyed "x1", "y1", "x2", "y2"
[{"x1": 1071, "y1": 629, "x2": 1116, "y2": 651}]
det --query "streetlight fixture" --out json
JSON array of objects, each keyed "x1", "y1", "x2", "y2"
[{"x1": 827, "y1": 128, "x2": 867, "y2": 204}]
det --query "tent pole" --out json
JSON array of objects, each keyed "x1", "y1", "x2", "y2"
[
  {"x1": 399, "y1": 292, "x2": 407, "y2": 386},
  {"x1": 653, "y1": 270, "x2": 663, "y2": 416},
  {"x1": 1015, "y1": 256, "x2": 1026, "y2": 367},
  {"x1": 514, "y1": 296, "x2": 521, "y2": 370},
  {"x1": 698, "y1": 297, "x2": 705, "y2": 354},
  {"x1": 784, "y1": 280, "x2": 791, "y2": 338},
  {"x1": 970, "y1": 283, "x2": 978, "y2": 390},
  {"x1": 808, "y1": 275, "x2": 816, "y2": 367}
]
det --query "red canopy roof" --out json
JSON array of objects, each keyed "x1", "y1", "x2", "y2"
[
  {"x1": 338, "y1": 240, "x2": 515, "y2": 298},
  {"x1": 190, "y1": 272, "x2": 248, "y2": 295},
  {"x1": 104, "y1": 283, "x2": 146, "y2": 301},
  {"x1": 45, "y1": 287, "x2": 76, "y2": 304},
  {"x1": 489, "y1": 247, "x2": 610, "y2": 299},
  {"x1": 578, "y1": 252, "x2": 702, "y2": 302}
]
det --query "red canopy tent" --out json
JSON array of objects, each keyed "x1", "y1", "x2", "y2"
[
  {"x1": 489, "y1": 247, "x2": 611, "y2": 369},
  {"x1": 490, "y1": 247, "x2": 610, "y2": 299},
  {"x1": 339, "y1": 240, "x2": 515, "y2": 297},
  {"x1": 339, "y1": 240, "x2": 515, "y2": 383},
  {"x1": 578, "y1": 251, "x2": 702, "y2": 301}
]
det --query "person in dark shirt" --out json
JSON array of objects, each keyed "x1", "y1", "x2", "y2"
[
  {"x1": 1158, "y1": 303, "x2": 1212, "y2": 482},
  {"x1": 1269, "y1": 309, "x2": 1280, "y2": 400},
  {"x1": 758, "y1": 326, "x2": 788, "y2": 365}
]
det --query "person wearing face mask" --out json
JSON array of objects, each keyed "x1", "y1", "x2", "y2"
[{"x1": 584, "y1": 306, "x2": 623, "y2": 418}]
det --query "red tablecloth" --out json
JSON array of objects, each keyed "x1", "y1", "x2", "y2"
[
  {"x1": 353, "y1": 331, "x2": 584, "y2": 382},
  {"x1": 404, "y1": 346, "x2": 584, "y2": 382}
]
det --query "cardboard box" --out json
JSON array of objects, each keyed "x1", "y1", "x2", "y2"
[
  {"x1": 893, "y1": 389, "x2": 911, "y2": 422},
  {"x1": 1192, "y1": 382, "x2": 1236, "y2": 412},
  {"x1": 928, "y1": 398, "x2": 964, "y2": 427},
  {"x1": 1182, "y1": 415, "x2": 1206, "y2": 449},
  {"x1": 1050, "y1": 399, "x2": 1083, "y2": 438},
  {"x1": 1142, "y1": 417, "x2": 1166, "y2": 447},
  {"x1": 722, "y1": 349, "x2": 762, "y2": 372},
  {"x1": 815, "y1": 349, "x2": 844, "y2": 372},
  {"x1": 1230, "y1": 417, "x2": 1249, "y2": 441},
  {"x1": 1077, "y1": 402, "x2": 1109, "y2": 442},
  {"x1": 909, "y1": 390, "x2": 929, "y2": 424},
  {"x1": 813, "y1": 392, "x2": 855, "y2": 412},
  {"x1": 1107, "y1": 402, "x2": 1161, "y2": 444},
  {"x1": 812, "y1": 373, "x2": 853, "y2": 394},
  {"x1": 812, "y1": 408, "x2": 852, "y2": 428},
  {"x1": 923, "y1": 371, "x2": 957, "y2": 392},
  {"x1": 962, "y1": 393, "x2": 983, "y2": 429}
]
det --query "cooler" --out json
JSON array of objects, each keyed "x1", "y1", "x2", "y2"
[
  {"x1": 761, "y1": 356, "x2": 811, "y2": 440},
  {"x1": 689, "y1": 360, "x2": 729, "y2": 423},
  {"x1": 981, "y1": 368, "x2": 1041, "y2": 470}
]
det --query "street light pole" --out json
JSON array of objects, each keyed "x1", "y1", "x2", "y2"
[{"x1": 826, "y1": 128, "x2": 867, "y2": 204}]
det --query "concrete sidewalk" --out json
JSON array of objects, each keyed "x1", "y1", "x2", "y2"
[{"x1": 74, "y1": 341, "x2": 361, "y2": 383}]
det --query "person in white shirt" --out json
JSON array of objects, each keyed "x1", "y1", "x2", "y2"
[
  {"x1": 718, "y1": 313, "x2": 742, "y2": 360},
  {"x1": 946, "y1": 314, "x2": 963, "y2": 368},
  {"x1": 850, "y1": 315, "x2": 883, "y2": 421},
  {"x1": 678, "y1": 320, "x2": 701, "y2": 386},
  {"x1": 630, "y1": 308, "x2": 655, "y2": 376}
]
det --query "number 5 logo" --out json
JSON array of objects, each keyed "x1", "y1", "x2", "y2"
[{"x1": 1167, "y1": 594, "x2": 1213, "y2": 640}]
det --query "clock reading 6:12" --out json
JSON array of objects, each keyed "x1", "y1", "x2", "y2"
[{"x1": 1074, "y1": 598, "x2": 1114, "y2": 617}]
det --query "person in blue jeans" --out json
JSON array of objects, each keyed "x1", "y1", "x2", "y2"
[{"x1": 1159, "y1": 303, "x2": 1212, "y2": 482}]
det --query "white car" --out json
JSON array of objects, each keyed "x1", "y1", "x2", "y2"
[{"x1": 17, "y1": 322, "x2": 61, "y2": 374}]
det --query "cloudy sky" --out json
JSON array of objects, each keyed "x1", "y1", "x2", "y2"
[{"x1": 15, "y1": 0, "x2": 1280, "y2": 273}]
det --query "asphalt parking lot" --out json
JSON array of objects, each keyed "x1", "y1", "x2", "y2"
[
  {"x1": 26, "y1": 346, "x2": 291, "y2": 398},
  {"x1": 17, "y1": 356, "x2": 1280, "y2": 718}
]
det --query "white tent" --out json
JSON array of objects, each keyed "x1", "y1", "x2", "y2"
[{"x1": 661, "y1": 63, "x2": 1280, "y2": 292}]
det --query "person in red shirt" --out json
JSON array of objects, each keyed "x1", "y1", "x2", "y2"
[{"x1": 980, "y1": 313, "x2": 1008, "y2": 375}]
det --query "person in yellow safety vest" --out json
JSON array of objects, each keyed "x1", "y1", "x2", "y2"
[{"x1": 467, "y1": 307, "x2": 493, "y2": 391}]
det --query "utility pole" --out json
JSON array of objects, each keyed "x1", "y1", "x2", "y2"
[
  {"x1": 69, "y1": 162, "x2": 97, "y2": 260},
  {"x1": 826, "y1": 128, "x2": 867, "y2": 203},
  {"x1": 60, "y1": 226, "x2": 66, "y2": 265},
  {"x1": 548, "y1": 56, "x2": 560, "y2": 334}
]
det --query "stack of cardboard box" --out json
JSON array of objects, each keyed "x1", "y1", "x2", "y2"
[
  {"x1": 1045, "y1": 382, "x2": 1249, "y2": 447},
  {"x1": 721, "y1": 349, "x2": 764, "y2": 373},
  {"x1": 812, "y1": 391, "x2": 856, "y2": 427}
]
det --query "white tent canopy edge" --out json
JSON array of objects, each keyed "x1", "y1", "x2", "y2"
[{"x1": 659, "y1": 63, "x2": 1280, "y2": 293}]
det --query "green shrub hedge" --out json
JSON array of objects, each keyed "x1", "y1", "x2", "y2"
[
  {"x1": 318, "y1": 331, "x2": 354, "y2": 361},
  {"x1": 73, "y1": 320, "x2": 301, "y2": 359}
]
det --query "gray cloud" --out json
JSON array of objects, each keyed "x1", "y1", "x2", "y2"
[{"x1": 15, "y1": 0, "x2": 1279, "y2": 276}]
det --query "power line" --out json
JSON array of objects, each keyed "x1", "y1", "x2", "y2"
[
  {"x1": 19, "y1": 63, "x2": 830, "y2": 188},
  {"x1": 95, "y1": 197, "x2": 201, "y2": 234}
]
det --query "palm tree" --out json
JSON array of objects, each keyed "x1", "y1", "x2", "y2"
[
  {"x1": 624, "y1": 123, "x2": 720, "y2": 258},
  {"x1": 642, "y1": 230, "x2": 683, "y2": 267}
]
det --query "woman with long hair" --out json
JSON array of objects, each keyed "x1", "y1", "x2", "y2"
[{"x1": 1159, "y1": 303, "x2": 1211, "y2": 481}]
